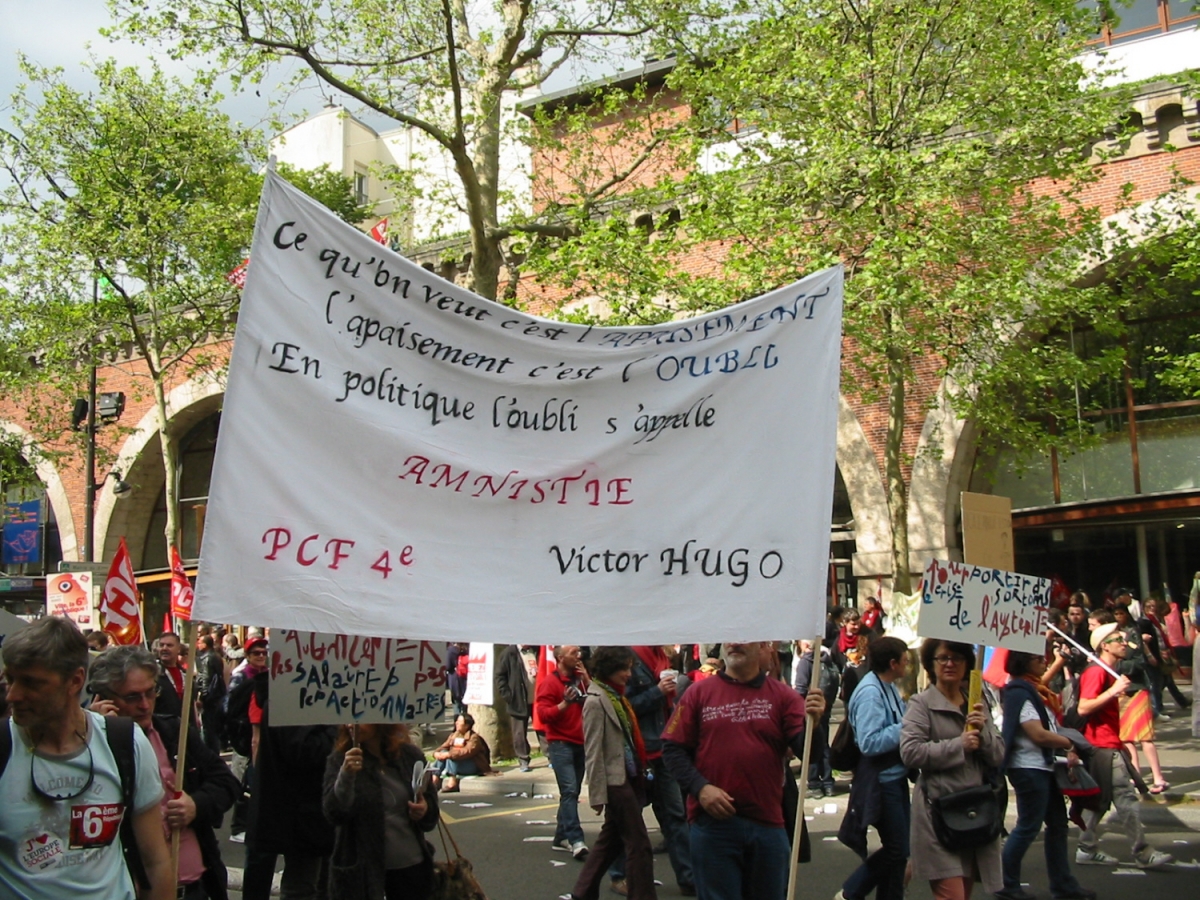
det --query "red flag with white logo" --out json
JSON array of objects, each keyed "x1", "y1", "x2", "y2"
[
  {"x1": 369, "y1": 218, "x2": 389, "y2": 244},
  {"x1": 169, "y1": 545, "x2": 195, "y2": 622},
  {"x1": 101, "y1": 537, "x2": 143, "y2": 646}
]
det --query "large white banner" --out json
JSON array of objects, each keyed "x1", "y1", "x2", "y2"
[{"x1": 194, "y1": 172, "x2": 843, "y2": 643}]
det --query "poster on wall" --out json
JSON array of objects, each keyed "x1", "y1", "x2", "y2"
[
  {"x1": 194, "y1": 172, "x2": 845, "y2": 644},
  {"x1": 47, "y1": 572, "x2": 94, "y2": 627},
  {"x1": 2, "y1": 500, "x2": 40, "y2": 565},
  {"x1": 918, "y1": 558, "x2": 1051, "y2": 653},
  {"x1": 269, "y1": 630, "x2": 447, "y2": 727}
]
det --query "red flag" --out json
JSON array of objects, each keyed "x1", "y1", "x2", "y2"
[
  {"x1": 226, "y1": 258, "x2": 249, "y2": 289},
  {"x1": 369, "y1": 218, "x2": 389, "y2": 244},
  {"x1": 169, "y1": 545, "x2": 195, "y2": 622},
  {"x1": 531, "y1": 646, "x2": 556, "y2": 733},
  {"x1": 101, "y1": 537, "x2": 143, "y2": 646},
  {"x1": 983, "y1": 647, "x2": 1010, "y2": 688}
]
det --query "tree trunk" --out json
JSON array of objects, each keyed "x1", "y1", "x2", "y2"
[
  {"x1": 152, "y1": 371, "x2": 181, "y2": 561},
  {"x1": 885, "y1": 334, "x2": 912, "y2": 596}
]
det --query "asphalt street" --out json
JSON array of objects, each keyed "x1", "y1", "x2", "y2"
[{"x1": 220, "y1": 687, "x2": 1200, "y2": 899}]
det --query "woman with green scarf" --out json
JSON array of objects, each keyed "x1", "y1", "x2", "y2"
[{"x1": 563, "y1": 646, "x2": 657, "y2": 900}]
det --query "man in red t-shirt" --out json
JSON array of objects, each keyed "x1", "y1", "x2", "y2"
[
  {"x1": 534, "y1": 645, "x2": 590, "y2": 860},
  {"x1": 662, "y1": 641, "x2": 824, "y2": 900},
  {"x1": 1076, "y1": 623, "x2": 1172, "y2": 868}
]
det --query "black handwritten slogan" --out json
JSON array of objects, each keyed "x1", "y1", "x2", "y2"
[{"x1": 193, "y1": 172, "x2": 844, "y2": 644}]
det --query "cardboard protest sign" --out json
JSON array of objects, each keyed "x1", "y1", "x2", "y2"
[
  {"x1": 0, "y1": 608, "x2": 30, "y2": 664},
  {"x1": 269, "y1": 630, "x2": 447, "y2": 727},
  {"x1": 461, "y1": 642, "x2": 494, "y2": 707},
  {"x1": 195, "y1": 172, "x2": 843, "y2": 643},
  {"x1": 46, "y1": 572, "x2": 94, "y2": 627},
  {"x1": 918, "y1": 558, "x2": 1051, "y2": 653}
]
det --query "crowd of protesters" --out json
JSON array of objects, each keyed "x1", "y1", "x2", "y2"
[{"x1": 3, "y1": 573, "x2": 1199, "y2": 900}]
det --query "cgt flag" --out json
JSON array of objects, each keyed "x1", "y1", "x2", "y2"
[
  {"x1": 101, "y1": 537, "x2": 143, "y2": 646},
  {"x1": 169, "y1": 545, "x2": 195, "y2": 622},
  {"x1": 369, "y1": 217, "x2": 389, "y2": 244}
]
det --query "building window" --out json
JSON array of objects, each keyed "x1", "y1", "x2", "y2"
[
  {"x1": 1084, "y1": 0, "x2": 1200, "y2": 45},
  {"x1": 354, "y1": 169, "x2": 369, "y2": 207}
]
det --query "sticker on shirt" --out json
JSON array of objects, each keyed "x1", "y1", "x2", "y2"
[
  {"x1": 20, "y1": 833, "x2": 66, "y2": 871},
  {"x1": 69, "y1": 803, "x2": 124, "y2": 849}
]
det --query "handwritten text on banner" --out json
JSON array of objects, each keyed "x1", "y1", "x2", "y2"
[
  {"x1": 918, "y1": 558, "x2": 1051, "y2": 653},
  {"x1": 193, "y1": 172, "x2": 843, "y2": 643},
  {"x1": 269, "y1": 630, "x2": 447, "y2": 727}
]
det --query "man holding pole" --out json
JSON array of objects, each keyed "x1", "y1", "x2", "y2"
[
  {"x1": 1075, "y1": 622, "x2": 1174, "y2": 869},
  {"x1": 662, "y1": 641, "x2": 825, "y2": 900},
  {"x1": 89, "y1": 644, "x2": 240, "y2": 899}
]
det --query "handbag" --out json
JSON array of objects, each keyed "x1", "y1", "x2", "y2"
[
  {"x1": 1054, "y1": 760, "x2": 1100, "y2": 799},
  {"x1": 430, "y1": 818, "x2": 489, "y2": 900},
  {"x1": 929, "y1": 782, "x2": 1002, "y2": 851},
  {"x1": 829, "y1": 717, "x2": 861, "y2": 771}
]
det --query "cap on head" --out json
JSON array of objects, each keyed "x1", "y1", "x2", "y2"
[{"x1": 245, "y1": 636, "x2": 268, "y2": 653}]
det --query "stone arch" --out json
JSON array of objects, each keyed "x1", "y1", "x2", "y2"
[
  {"x1": 908, "y1": 184, "x2": 1200, "y2": 566},
  {"x1": 95, "y1": 375, "x2": 224, "y2": 569},
  {"x1": 834, "y1": 394, "x2": 892, "y2": 604},
  {"x1": 0, "y1": 419, "x2": 78, "y2": 561}
]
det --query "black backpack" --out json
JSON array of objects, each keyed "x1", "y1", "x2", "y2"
[
  {"x1": 0, "y1": 716, "x2": 149, "y2": 890},
  {"x1": 1060, "y1": 673, "x2": 1087, "y2": 731},
  {"x1": 222, "y1": 670, "x2": 264, "y2": 757}
]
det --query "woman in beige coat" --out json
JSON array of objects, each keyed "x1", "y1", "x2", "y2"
[
  {"x1": 901, "y1": 639, "x2": 1004, "y2": 900},
  {"x1": 566, "y1": 646, "x2": 656, "y2": 900}
]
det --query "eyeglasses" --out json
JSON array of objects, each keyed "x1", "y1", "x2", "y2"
[
  {"x1": 932, "y1": 655, "x2": 967, "y2": 666},
  {"x1": 112, "y1": 686, "x2": 160, "y2": 705},
  {"x1": 31, "y1": 735, "x2": 95, "y2": 801},
  {"x1": 246, "y1": 649, "x2": 268, "y2": 657}
]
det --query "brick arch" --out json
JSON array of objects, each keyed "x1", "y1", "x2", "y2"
[
  {"x1": 95, "y1": 376, "x2": 224, "y2": 569},
  {"x1": 0, "y1": 419, "x2": 78, "y2": 561}
]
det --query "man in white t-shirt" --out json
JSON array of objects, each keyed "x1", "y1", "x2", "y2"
[{"x1": 0, "y1": 616, "x2": 172, "y2": 900}]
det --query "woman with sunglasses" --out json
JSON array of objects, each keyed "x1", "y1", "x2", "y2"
[
  {"x1": 901, "y1": 640, "x2": 1003, "y2": 900},
  {"x1": 323, "y1": 723, "x2": 441, "y2": 900}
]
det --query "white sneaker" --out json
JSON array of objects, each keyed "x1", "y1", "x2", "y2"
[
  {"x1": 1135, "y1": 848, "x2": 1174, "y2": 869},
  {"x1": 1075, "y1": 848, "x2": 1118, "y2": 866},
  {"x1": 571, "y1": 840, "x2": 589, "y2": 860},
  {"x1": 552, "y1": 838, "x2": 573, "y2": 853},
  {"x1": 229, "y1": 832, "x2": 245, "y2": 844}
]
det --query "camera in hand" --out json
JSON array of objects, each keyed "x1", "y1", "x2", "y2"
[{"x1": 564, "y1": 683, "x2": 586, "y2": 704}]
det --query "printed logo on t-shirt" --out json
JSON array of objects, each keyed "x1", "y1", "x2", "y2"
[
  {"x1": 19, "y1": 833, "x2": 66, "y2": 871},
  {"x1": 68, "y1": 803, "x2": 124, "y2": 849}
]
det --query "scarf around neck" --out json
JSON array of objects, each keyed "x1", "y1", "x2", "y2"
[{"x1": 599, "y1": 680, "x2": 647, "y2": 773}]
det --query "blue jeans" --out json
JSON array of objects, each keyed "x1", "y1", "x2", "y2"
[
  {"x1": 609, "y1": 757, "x2": 693, "y2": 887},
  {"x1": 1004, "y1": 768, "x2": 1084, "y2": 896},
  {"x1": 689, "y1": 812, "x2": 790, "y2": 900},
  {"x1": 432, "y1": 758, "x2": 479, "y2": 778},
  {"x1": 842, "y1": 776, "x2": 910, "y2": 900},
  {"x1": 548, "y1": 740, "x2": 586, "y2": 844}
]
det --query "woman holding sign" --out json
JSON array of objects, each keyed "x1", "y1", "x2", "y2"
[
  {"x1": 901, "y1": 640, "x2": 1003, "y2": 900},
  {"x1": 323, "y1": 724, "x2": 441, "y2": 900}
]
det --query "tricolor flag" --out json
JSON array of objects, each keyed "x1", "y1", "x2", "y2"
[
  {"x1": 369, "y1": 217, "x2": 389, "y2": 245},
  {"x1": 169, "y1": 545, "x2": 195, "y2": 622},
  {"x1": 100, "y1": 537, "x2": 143, "y2": 646}
]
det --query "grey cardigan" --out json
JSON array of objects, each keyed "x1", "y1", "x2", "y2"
[{"x1": 900, "y1": 686, "x2": 1004, "y2": 892}]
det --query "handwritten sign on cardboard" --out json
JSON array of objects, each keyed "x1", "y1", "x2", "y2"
[
  {"x1": 269, "y1": 630, "x2": 447, "y2": 726},
  {"x1": 918, "y1": 558, "x2": 1051, "y2": 653}
]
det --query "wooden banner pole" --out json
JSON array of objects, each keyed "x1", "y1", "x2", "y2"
[
  {"x1": 785, "y1": 634, "x2": 823, "y2": 900},
  {"x1": 170, "y1": 618, "x2": 198, "y2": 883}
]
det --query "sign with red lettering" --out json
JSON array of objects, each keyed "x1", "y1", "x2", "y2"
[
  {"x1": 460, "y1": 642, "x2": 494, "y2": 707},
  {"x1": 46, "y1": 573, "x2": 93, "y2": 627},
  {"x1": 68, "y1": 803, "x2": 123, "y2": 848},
  {"x1": 194, "y1": 172, "x2": 844, "y2": 643},
  {"x1": 918, "y1": 558, "x2": 1051, "y2": 653},
  {"x1": 269, "y1": 630, "x2": 447, "y2": 726}
]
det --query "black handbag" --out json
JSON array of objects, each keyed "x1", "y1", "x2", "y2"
[
  {"x1": 930, "y1": 782, "x2": 1002, "y2": 851},
  {"x1": 829, "y1": 717, "x2": 861, "y2": 771}
]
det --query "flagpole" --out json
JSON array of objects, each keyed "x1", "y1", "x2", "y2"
[
  {"x1": 170, "y1": 617, "x2": 198, "y2": 882},
  {"x1": 786, "y1": 634, "x2": 822, "y2": 900}
]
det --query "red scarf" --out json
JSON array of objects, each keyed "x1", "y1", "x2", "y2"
[
  {"x1": 633, "y1": 646, "x2": 671, "y2": 680},
  {"x1": 837, "y1": 627, "x2": 859, "y2": 654}
]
